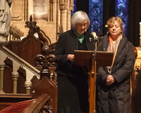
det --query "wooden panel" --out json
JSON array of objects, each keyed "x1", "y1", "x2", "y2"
[
  {"x1": 21, "y1": 35, "x2": 41, "y2": 66},
  {"x1": 31, "y1": 76, "x2": 58, "y2": 113},
  {"x1": 0, "y1": 93, "x2": 32, "y2": 111}
]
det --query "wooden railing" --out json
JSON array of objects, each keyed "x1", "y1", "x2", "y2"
[
  {"x1": 0, "y1": 43, "x2": 40, "y2": 93},
  {"x1": 0, "y1": 42, "x2": 57, "y2": 112}
]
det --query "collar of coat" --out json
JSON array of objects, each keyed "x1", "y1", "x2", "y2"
[{"x1": 103, "y1": 34, "x2": 128, "y2": 59}]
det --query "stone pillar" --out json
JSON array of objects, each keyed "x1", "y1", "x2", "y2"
[
  {"x1": 59, "y1": 3, "x2": 68, "y2": 32},
  {"x1": 12, "y1": 72, "x2": 19, "y2": 94},
  {"x1": 25, "y1": 81, "x2": 32, "y2": 94},
  {"x1": 0, "y1": 50, "x2": 7, "y2": 93},
  {"x1": 24, "y1": 0, "x2": 28, "y2": 21},
  {"x1": 0, "y1": 64, "x2": 5, "y2": 93},
  {"x1": 49, "y1": 0, "x2": 54, "y2": 22},
  {"x1": 67, "y1": 3, "x2": 74, "y2": 30}
]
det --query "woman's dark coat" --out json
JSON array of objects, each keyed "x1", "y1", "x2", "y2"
[
  {"x1": 96, "y1": 34, "x2": 135, "y2": 113},
  {"x1": 55, "y1": 29, "x2": 94, "y2": 113}
]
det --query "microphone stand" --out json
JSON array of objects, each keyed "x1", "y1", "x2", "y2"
[{"x1": 89, "y1": 38, "x2": 98, "y2": 113}]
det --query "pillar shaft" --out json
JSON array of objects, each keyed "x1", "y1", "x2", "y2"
[
  {"x1": 12, "y1": 72, "x2": 19, "y2": 94},
  {"x1": 0, "y1": 65, "x2": 5, "y2": 93}
]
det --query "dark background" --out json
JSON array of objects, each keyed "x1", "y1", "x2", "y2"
[{"x1": 76, "y1": 0, "x2": 141, "y2": 46}]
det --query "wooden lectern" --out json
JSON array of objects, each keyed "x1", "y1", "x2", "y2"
[{"x1": 74, "y1": 50, "x2": 113, "y2": 113}]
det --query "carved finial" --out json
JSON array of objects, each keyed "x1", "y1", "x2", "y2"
[
  {"x1": 40, "y1": 63, "x2": 50, "y2": 78},
  {"x1": 25, "y1": 15, "x2": 37, "y2": 34},
  {"x1": 36, "y1": 54, "x2": 56, "y2": 78},
  {"x1": 30, "y1": 15, "x2": 32, "y2": 22}
]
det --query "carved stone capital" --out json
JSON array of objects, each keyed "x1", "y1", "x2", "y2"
[
  {"x1": 59, "y1": 4, "x2": 68, "y2": 10},
  {"x1": 0, "y1": 64, "x2": 5, "y2": 71},
  {"x1": 25, "y1": 81, "x2": 32, "y2": 94},
  {"x1": 25, "y1": 81, "x2": 32, "y2": 90},
  {"x1": 69, "y1": 4, "x2": 74, "y2": 11},
  {"x1": 49, "y1": 0, "x2": 55, "y2": 3},
  {"x1": 12, "y1": 72, "x2": 19, "y2": 81}
]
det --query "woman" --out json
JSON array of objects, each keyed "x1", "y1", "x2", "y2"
[
  {"x1": 55, "y1": 11, "x2": 94, "y2": 113},
  {"x1": 96, "y1": 17, "x2": 135, "y2": 113}
]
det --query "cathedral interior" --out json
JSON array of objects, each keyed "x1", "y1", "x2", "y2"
[{"x1": 0, "y1": 0, "x2": 141, "y2": 113}]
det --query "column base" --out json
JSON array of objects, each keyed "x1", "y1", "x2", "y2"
[{"x1": 0, "y1": 90, "x2": 5, "y2": 94}]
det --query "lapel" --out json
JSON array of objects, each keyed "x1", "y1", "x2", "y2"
[
  {"x1": 84, "y1": 32, "x2": 94, "y2": 50},
  {"x1": 102, "y1": 35, "x2": 127, "y2": 65},
  {"x1": 70, "y1": 30, "x2": 94, "y2": 51},
  {"x1": 69, "y1": 30, "x2": 79, "y2": 50},
  {"x1": 114, "y1": 36, "x2": 127, "y2": 60},
  {"x1": 103, "y1": 35, "x2": 109, "y2": 51}
]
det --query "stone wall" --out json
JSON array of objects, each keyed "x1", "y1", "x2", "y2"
[{"x1": 10, "y1": 0, "x2": 74, "y2": 43}]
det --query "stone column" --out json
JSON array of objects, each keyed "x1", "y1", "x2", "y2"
[
  {"x1": 67, "y1": 3, "x2": 74, "y2": 30},
  {"x1": 25, "y1": 81, "x2": 32, "y2": 94},
  {"x1": 59, "y1": 3, "x2": 68, "y2": 32},
  {"x1": 24, "y1": 0, "x2": 28, "y2": 21},
  {"x1": 12, "y1": 72, "x2": 19, "y2": 94},
  {"x1": 0, "y1": 64, "x2": 5, "y2": 93}
]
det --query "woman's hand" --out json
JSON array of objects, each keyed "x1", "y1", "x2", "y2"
[
  {"x1": 67, "y1": 54, "x2": 74, "y2": 62},
  {"x1": 106, "y1": 75, "x2": 114, "y2": 86}
]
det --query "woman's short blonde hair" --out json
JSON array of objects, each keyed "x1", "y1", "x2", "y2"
[
  {"x1": 107, "y1": 16, "x2": 124, "y2": 33},
  {"x1": 71, "y1": 11, "x2": 90, "y2": 29}
]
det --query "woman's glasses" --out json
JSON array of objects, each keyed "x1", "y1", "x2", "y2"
[{"x1": 77, "y1": 23, "x2": 88, "y2": 28}]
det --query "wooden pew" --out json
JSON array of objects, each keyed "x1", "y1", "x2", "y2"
[
  {"x1": 0, "y1": 94, "x2": 51, "y2": 113},
  {"x1": 0, "y1": 55, "x2": 57, "y2": 113}
]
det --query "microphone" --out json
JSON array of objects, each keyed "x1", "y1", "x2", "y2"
[{"x1": 91, "y1": 32, "x2": 103, "y2": 41}]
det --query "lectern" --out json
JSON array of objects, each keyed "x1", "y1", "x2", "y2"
[{"x1": 74, "y1": 50, "x2": 113, "y2": 113}]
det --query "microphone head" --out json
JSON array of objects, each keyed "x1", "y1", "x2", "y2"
[
  {"x1": 91, "y1": 32, "x2": 96, "y2": 37},
  {"x1": 91, "y1": 32, "x2": 98, "y2": 40},
  {"x1": 91, "y1": 32, "x2": 103, "y2": 41}
]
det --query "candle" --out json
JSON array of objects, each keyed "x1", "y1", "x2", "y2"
[
  {"x1": 140, "y1": 22, "x2": 141, "y2": 47},
  {"x1": 140, "y1": 22, "x2": 141, "y2": 35}
]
